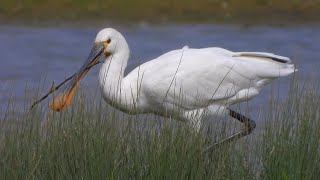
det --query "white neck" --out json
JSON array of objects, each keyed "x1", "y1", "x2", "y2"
[{"x1": 98, "y1": 37, "x2": 139, "y2": 113}]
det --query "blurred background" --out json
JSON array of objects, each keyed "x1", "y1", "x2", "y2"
[
  {"x1": 1, "y1": 0, "x2": 319, "y2": 24},
  {"x1": 0, "y1": 0, "x2": 319, "y2": 116}
]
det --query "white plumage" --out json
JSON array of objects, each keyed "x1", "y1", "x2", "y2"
[
  {"x1": 96, "y1": 28, "x2": 295, "y2": 129},
  {"x1": 48, "y1": 28, "x2": 295, "y2": 143}
]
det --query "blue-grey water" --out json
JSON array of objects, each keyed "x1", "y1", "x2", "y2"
[{"x1": 0, "y1": 24, "x2": 319, "y2": 122}]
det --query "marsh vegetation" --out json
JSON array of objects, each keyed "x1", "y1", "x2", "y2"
[{"x1": 0, "y1": 77, "x2": 319, "y2": 179}]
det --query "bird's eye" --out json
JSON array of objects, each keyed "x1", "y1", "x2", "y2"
[{"x1": 107, "y1": 39, "x2": 111, "y2": 43}]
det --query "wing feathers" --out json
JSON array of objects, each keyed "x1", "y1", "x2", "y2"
[{"x1": 233, "y1": 52, "x2": 291, "y2": 63}]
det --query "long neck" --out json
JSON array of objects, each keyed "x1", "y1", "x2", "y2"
[{"x1": 98, "y1": 41, "x2": 136, "y2": 112}]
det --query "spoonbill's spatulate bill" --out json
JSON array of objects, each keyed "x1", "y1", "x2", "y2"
[{"x1": 45, "y1": 28, "x2": 295, "y2": 146}]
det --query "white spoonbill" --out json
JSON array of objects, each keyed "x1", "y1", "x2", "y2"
[{"x1": 49, "y1": 28, "x2": 295, "y2": 145}]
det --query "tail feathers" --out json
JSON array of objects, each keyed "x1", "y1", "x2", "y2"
[
  {"x1": 279, "y1": 63, "x2": 296, "y2": 76},
  {"x1": 257, "y1": 63, "x2": 296, "y2": 78},
  {"x1": 233, "y1": 51, "x2": 296, "y2": 78}
]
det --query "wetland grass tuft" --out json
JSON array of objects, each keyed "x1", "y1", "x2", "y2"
[{"x1": 0, "y1": 78, "x2": 319, "y2": 179}]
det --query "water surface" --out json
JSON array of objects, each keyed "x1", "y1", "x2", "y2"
[{"x1": 0, "y1": 24, "x2": 319, "y2": 120}]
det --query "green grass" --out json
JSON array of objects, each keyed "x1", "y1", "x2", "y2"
[
  {"x1": 1, "y1": 0, "x2": 320, "y2": 24},
  {"x1": 0, "y1": 77, "x2": 319, "y2": 179}
]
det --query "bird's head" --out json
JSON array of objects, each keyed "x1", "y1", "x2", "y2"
[
  {"x1": 95, "y1": 28, "x2": 123, "y2": 57},
  {"x1": 49, "y1": 28, "x2": 124, "y2": 112}
]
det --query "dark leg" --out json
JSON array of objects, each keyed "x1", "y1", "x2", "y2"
[{"x1": 203, "y1": 108, "x2": 256, "y2": 152}]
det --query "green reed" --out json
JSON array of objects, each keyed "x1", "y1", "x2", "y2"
[{"x1": 0, "y1": 77, "x2": 319, "y2": 179}]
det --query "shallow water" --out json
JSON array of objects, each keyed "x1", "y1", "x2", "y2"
[{"x1": 0, "y1": 24, "x2": 319, "y2": 120}]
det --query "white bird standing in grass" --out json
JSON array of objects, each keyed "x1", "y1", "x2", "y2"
[{"x1": 48, "y1": 28, "x2": 295, "y2": 145}]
